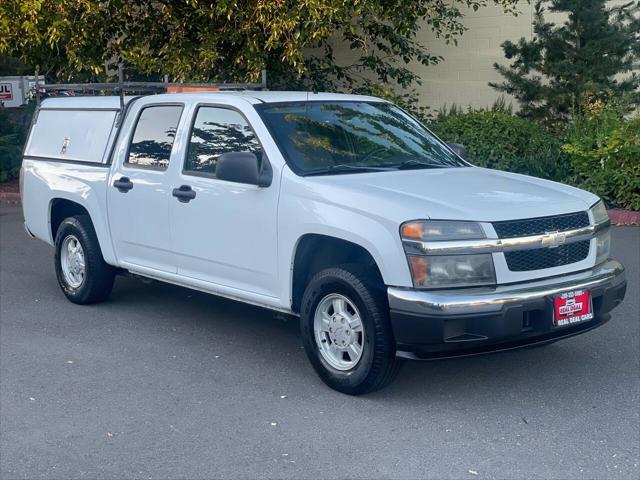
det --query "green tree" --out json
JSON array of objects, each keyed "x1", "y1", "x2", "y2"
[
  {"x1": 0, "y1": 55, "x2": 28, "y2": 76},
  {"x1": 491, "y1": 0, "x2": 640, "y2": 123},
  {"x1": 0, "y1": 0, "x2": 519, "y2": 96}
]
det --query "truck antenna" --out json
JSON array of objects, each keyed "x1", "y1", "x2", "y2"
[{"x1": 117, "y1": 64, "x2": 125, "y2": 113}]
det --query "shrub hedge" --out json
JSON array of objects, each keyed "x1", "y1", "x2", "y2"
[
  {"x1": 429, "y1": 108, "x2": 639, "y2": 211},
  {"x1": 563, "y1": 109, "x2": 640, "y2": 211},
  {"x1": 0, "y1": 109, "x2": 25, "y2": 183},
  {"x1": 428, "y1": 110, "x2": 571, "y2": 181}
]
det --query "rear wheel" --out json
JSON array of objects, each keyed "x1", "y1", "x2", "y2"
[
  {"x1": 54, "y1": 215, "x2": 115, "y2": 304},
  {"x1": 300, "y1": 266, "x2": 401, "y2": 395}
]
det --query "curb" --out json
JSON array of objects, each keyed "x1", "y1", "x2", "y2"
[
  {"x1": 0, "y1": 192, "x2": 20, "y2": 204},
  {"x1": 607, "y1": 209, "x2": 640, "y2": 226}
]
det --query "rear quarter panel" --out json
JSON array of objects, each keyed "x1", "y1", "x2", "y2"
[{"x1": 21, "y1": 159, "x2": 117, "y2": 265}]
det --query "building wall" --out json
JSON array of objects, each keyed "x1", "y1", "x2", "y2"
[
  {"x1": 410, "y1": 3, "x2": 533, "y2": 110},
  {"x1": 409, "y1": 1, "x2": 631, "y2": 111}
]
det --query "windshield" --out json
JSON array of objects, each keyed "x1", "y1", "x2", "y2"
[{"x1": 255, "y1": 101, "x2": 466, "y2": 175}]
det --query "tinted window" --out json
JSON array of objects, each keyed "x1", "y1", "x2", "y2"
[
  {"x1": 127, "y1": 105, "x2": 183, "y2": 169},
  {"x1": 256, "y1": 101, "x2": 465, "y2": 175},
  {"x1": 184, "y1": 107, "x2": 262, "y2": 176}
]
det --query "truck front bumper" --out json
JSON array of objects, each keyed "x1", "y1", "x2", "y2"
[{"x1": 388, "y1": 260, "x2": 626, "y2": 360}]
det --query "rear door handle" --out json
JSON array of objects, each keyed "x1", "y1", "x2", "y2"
[
  {"x1": 113, "y1": 176, "x2": 133, "y2": 193},
  {"x1": 172, "y1": 185, "x2": 196, "y2": 203}
]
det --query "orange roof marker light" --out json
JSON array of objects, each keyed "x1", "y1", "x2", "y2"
[{"x1": 166, "y1": 85, "x2": 221, "y2": 93}]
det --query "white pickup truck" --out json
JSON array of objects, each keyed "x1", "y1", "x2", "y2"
[{"x1": 21, "y1": 90, "x2": 626, "y2": 394}]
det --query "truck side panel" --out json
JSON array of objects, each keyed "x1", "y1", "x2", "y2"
[{"x1": 21, "y1": 159, "x2": 117, "y2": 265}]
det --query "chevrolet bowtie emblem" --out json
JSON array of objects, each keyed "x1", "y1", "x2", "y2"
[{"x1": 541, "y1": 231, "x2": 566, "y2": 248}]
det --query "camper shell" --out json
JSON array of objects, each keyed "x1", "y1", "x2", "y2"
[{"x1": 25, "y1": 97, "x2": 136, "y2": 165}]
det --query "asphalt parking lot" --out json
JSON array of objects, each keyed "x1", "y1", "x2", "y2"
[{"x1": 1, "y1": 205, "x2": 638, "y2": 479}]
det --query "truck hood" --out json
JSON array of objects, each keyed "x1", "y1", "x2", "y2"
[{"x1": 304, "y1": 166, "x2": 598, "y2": 222}]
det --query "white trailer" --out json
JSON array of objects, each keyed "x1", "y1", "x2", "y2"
[{"x1": 0, "y1": 76, "x2": 43, "y2": 108}]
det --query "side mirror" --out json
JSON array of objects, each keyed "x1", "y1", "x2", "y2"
[
  {"x1": 216, "y1": 152, "x2": 272, "y2": 187},
  {"x1": 447, "y1": 143, "x2": 467, "y2": 159}
]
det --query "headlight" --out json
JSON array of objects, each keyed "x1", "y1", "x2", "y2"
[
  {"x1": 401, "y1": 220, "x2": 485, "y2": 242},
  {"x1": 590, "y1": 200, "x2": 610, "y2": 264},
  {"x1": 595, "y1": 230, "x2": 611, "y2": 265},
  {"x1": 407, "y1": 254, "x2": 496, "y2": 288},
  {"x1": 401, "y1": 220, "x2": 495, "y2": 288},
  {"x1": 590, "y1": 200, "x2": 609, "y2": 225}
]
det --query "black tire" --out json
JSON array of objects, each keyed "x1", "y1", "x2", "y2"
[
  {"x1": 54, "y1": 215, "x2": 115, "y2": 304},
  {"x1": 300, "y1": 265, "x2": 401, "y2": 395}
]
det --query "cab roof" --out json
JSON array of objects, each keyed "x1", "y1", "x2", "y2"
[{"x1": 39, "y1": 91, "x2": 387, "y2": 110}]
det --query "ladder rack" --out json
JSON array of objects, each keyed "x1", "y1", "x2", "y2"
[{"x1": 33, "y1": 65, "x2": 267, "y2": 112}]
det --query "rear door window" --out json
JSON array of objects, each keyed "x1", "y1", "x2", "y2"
[
  {"x1": 126, "y1": 105, "x2": 183, "y2": 169},
  {"x1": 184, "y1": 107, "x2": 262, "y2": 177}
]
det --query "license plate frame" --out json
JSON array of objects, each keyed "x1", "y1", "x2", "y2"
[{"x1": 553, "y1": 289, "x2": 594, "y2": 327}]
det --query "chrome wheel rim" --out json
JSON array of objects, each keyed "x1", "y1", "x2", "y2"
[
  {"x1": 60, "y1": 235, "x2": 85, "y2": 289},
  {"x1": 313, "y1": 293, "x2": 365, "y2": 371}
]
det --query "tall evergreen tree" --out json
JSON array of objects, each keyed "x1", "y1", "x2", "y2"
[{"x1": 491, "y1": 0, "x2": 640, "y2": 122}]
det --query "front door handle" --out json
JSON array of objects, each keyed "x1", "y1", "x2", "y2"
[
  {"x1": 172, "y1": 185, "x2": 196, "y2": 203},
  {"x1": 113, "y1": 176, "x2": 133, "y2": 193}
]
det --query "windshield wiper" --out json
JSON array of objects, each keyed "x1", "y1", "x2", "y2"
[
  {"x1": 386, "y1": 159, "x2": 447, "y2": 170},
  {"x1": 304, "y1": 164, "x2": 394, "y2": 176}
]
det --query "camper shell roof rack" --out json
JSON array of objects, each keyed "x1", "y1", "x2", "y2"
[{"x1": 33, "y1": 65, "x2": 267, "y2": 112}]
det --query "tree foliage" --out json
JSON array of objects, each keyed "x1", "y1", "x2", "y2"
[
  {"x1": 1, "y1": 0, "x2": 518, "y2": 93},
  {"x1": 562, "y1": 102, "x2": 640, "y2": 210},
  {"x1": 491, "y1": 0, "x2": 640, "y2": 123}
]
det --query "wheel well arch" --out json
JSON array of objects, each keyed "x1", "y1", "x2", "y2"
[
  {"x1": 290, "y1": 234, "x2": 384, "y2": 313},
  {"x1": 49, "y1": 198, "x2": 91, "y2": 241}
]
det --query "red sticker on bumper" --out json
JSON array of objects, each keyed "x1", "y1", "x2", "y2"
[{"x1": 554, "y1": 290, "x2": 594, "y2": 327}]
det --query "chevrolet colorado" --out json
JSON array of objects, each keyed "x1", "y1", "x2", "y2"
[{"x1": 21, "y1": 91, "x2": 626, "y2": 394}]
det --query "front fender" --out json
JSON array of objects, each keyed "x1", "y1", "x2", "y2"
[{"x1": 277, "y1": 184, "x2": 413, "y2": 308}]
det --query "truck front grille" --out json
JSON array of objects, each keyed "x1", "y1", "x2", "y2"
[
  {"x1": 493, "y1": 211, "x2": 590, "y2": 239},
  {"x1": 504, "y1": 240, "x2": 591, "y2": 271}
]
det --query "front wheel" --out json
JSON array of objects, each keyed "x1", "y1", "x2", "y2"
[{"x1": 300, "y1": 266, "x2": 401, "y2": 395}]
